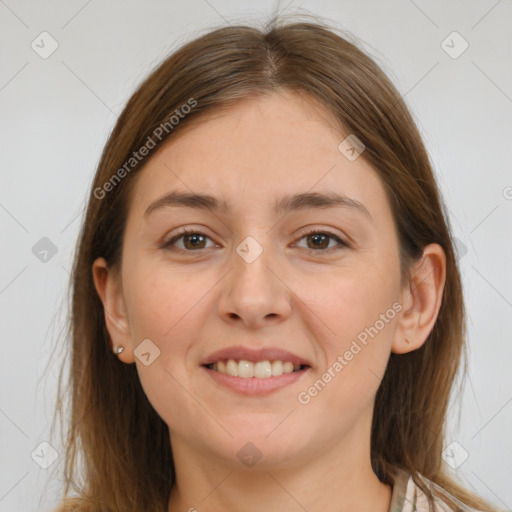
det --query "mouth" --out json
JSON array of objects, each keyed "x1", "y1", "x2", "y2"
[
  {"x1": 201, "y1": 358, "x2": 311, "y2": 396},
  {"x1": 200, "y1": 345, "x2": 312, "y2": 394},
  {"x1": 203, "y1": 359, "x2": 310, "y2": 379}
]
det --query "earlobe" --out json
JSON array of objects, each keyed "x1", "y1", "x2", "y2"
[
  {"x1": 92, "y1": 257, "x2": 135, "y2": 363},
  {"x1": 391, "y1": 243, "x2": 446, "y2": 355}
]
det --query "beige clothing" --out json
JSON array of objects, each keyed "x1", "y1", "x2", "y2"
[{"x1": 389, "y1": 468, "x2": 486, "y2": 512}]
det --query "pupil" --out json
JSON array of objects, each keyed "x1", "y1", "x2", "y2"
[
  {"x1": 186, "y1": 234, "x2": 204, "y2": 248},
  {"x1": 310, "y1": 233, "x2": 327, "y2": 249}
]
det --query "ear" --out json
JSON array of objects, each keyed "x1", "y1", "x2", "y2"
[
  {"x1": 92, "y1": 257, "x2": 135, "y2": 363},
  {"x1": 392, "y1": 243, "x2": 447, "y2": 354}
]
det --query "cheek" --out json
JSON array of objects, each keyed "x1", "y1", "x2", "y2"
[
  {"x1": 124, "y1": 263, "x2": 205, "y2": 342},
  {"x1": 295, "y1": 265, "x2": 397, "y2": 406},
  {"x1": 123, "y1": 260, "x2": 226, "y2": 381},
  {"x1": 122, "y1": 266, "x2": 214, "y2": 431},
  {"x1": 294, "y1": 263, "x2": 397, "y2": 349}
]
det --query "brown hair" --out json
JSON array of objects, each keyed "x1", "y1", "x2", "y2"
[{"x1": 50, "y1": 13, "x2": 495, "y2": 512}]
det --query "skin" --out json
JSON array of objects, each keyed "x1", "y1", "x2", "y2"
[{"x1": 93, "y1": 90, "x2": 446, "y2": 512}]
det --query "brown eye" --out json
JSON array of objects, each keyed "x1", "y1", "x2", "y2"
[
  {"x1": 182, "y1": 233, "x2": 207, "y2": 250},
  {"x1": 296, "y1": 230, "x2": 348, "y2": 251},
  {"x1": 306, "y1": 233, "x2": 330, "y2": 249},
  {"x1": 162, "y1": 230, "x2": 215, "y2": 251}
]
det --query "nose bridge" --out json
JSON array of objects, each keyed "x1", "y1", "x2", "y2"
[
  {"x1": 217, "y1": 231, "x2": 290, "y2": 326},
  {"x1": 231, "y1": 232, "x2": 276, "y2": 300}
]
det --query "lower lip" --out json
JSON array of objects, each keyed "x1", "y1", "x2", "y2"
[{"x1": 201, "y1": 366, "x2": 310, "y2": 396}]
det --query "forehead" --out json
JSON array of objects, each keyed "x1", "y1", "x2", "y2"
[{"x1": 126, "y1": 91, "x2": 390, "y2": 224}]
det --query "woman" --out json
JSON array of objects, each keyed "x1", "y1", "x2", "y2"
[{"x1": 52, "y1": 15, "x2": 497, "y2": 512}]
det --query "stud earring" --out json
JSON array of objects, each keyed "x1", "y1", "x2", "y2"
[{"x1": 113, "y1": 346, "x2": 125, "y2": 355}]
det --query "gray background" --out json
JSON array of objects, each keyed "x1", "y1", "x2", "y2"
[{"x1": 1, "y1": 1, "x2": 511, "y2": 511}]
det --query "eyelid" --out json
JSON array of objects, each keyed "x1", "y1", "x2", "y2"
[
  {"x1": 161, "y1": 225, "x2": 350, "y2": 252},
  {"x1": 161, "y1": 227, "x2": 218, "y2": 250},
  {"x1": 293, "y1": 227, "x2": 350, "y2": 250}
]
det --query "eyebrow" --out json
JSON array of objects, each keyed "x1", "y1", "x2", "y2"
[{"x1": 144, "y1": 190, "x2": 373, "y2": 221}]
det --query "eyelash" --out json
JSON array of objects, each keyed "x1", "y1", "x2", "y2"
[{"x1": 161, "y1": 228, "x2": 349, "y2": 253}]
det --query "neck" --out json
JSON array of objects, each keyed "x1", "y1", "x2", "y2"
[{"x1": 167, "y1": 433, "x2": 392, "y2": 512}]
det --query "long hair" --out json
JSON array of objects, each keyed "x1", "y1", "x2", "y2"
[{"x1": 51, "y1": 14, "x2": 494, "y2": 511}]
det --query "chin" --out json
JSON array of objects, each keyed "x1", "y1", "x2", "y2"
[{"x1": 210, "y1": 424, "x2": 314, "y2": 470}]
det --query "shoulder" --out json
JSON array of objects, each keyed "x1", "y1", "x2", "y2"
[{"x1": 389, "y1": 468, "x2": 486, "y2": 512}]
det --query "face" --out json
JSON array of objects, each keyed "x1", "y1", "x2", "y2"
[{"x1": 98, "y1": 91, "x2": 409, "y2": 469}]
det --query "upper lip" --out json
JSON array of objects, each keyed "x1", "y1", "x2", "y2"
[{"x1": 201, "y1": 345, "x2": 312, "y2": 367}]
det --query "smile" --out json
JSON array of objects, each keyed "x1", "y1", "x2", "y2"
[{"x1": 205, "y1": 358, "x2": 309, "y2": 378}]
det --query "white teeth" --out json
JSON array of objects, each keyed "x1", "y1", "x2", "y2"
[
  {"x1": 282, "y1": 361, "x2": 294, "y2": 373},
  {"x1": 238, "y1": 359, "x2": 254, "y2": 378},
  {"x1": 271, "y1": 360, "x2": 283, "y2": 376},
  {"x1": 211, "y1": 358, "x2": 304, "y2": 378},
  {"x1": 254, "y1": 361, "x2": 272, "y2": 378},
  {"x1": 226, "y1": 359, "x2": 239, "y2": 376}
]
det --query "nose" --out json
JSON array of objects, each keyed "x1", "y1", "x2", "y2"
[{"x1": 217, "y1": 239, "x2": 292, "y2": 329}]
